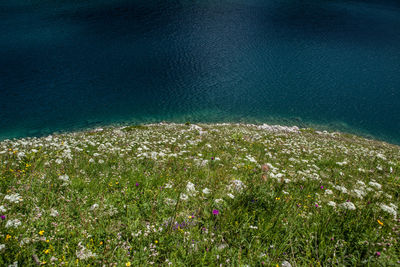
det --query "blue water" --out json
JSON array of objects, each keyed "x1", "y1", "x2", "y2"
[{"x1": 1, "y1": 0, "x2": 400, "y2": 143}]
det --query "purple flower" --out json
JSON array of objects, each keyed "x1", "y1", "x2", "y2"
[
  {"x1": 135, "y1": 182, "x2": 139, "y2": 187},
  {"x1": 211, "y1": 157, "x2": 214, "y2": 160},
  {"x1": 315, "y1": 204, "x2": 319, "y2": 208},
  {"x1": 212, "y1": 209, "x2": 219, "y2": 215},
  {"x1": 376, "y1": 251, "x2": 381, "y2": 257},
  {"x1": 320, "y1": 186, "x2": 324, "y2": 189},
  {"x1": 1, "y1": 215, "x2": 5, "y2": 220}
]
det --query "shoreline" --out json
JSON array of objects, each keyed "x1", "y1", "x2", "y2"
[{"x1": 1, "y1": 121, "x2": 399, "y2": 149}]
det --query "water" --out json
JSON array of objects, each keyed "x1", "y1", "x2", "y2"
[{"x1": 1, "y1": 0, "x2": 400, "y2": 144}]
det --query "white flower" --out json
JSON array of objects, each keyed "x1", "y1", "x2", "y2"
[
  {"x1": 76, "y1": 243, "x2": 97, "y2": 260},
  {"x1": 0, "y1": 205, "x2": 7, "y2": 212},
  {"x1": 98, "y1": 159, "x2": 104, "y2": 164},
  {"x1": 356, "y1": 181, "x2": 366, "y2": 187},
  {"x1": 55, "y1": 159, "x2": 63, "y2": 164},
  {"x1": 327, "y1": 201, "x2": 336, "y2": 207},
  {"x1": 227, "y1": 193, "x2": 235, "y2": 199},
  {"x1": 59, "y1": 174, "x2": 69, "y2": 182},
  {"x1": 180, "y1": 194, "x2": 188, "y2": 201},
  {"x1": 5, "y1": 219, "x2": 22, "y2": 228},
  {"x1": 325, "y1": 189, "x2": 333, "y2": 195},
  {"x1": 249, "y1": 225, "x2": 258, "y2": 229},
  {"x1": 281, "y1": 261, "x2": 292, "y2": 267},
  {"x1": 353, "y1": 189, "x2": 366, "y2": 199},
  {"x1": 0, "y1": 244, "x2": 5, "y2": 252},
  {"x1": 50, "y1": 209, "x2": 59, "y2": 217},
  {"x1": 215, "y1": 198, "x2": 224, "y2": 204},
  {"x1": 339, "y1": 202, "x2": 356, "y2": 210},
  {"x1": 4, "y1": 193, "x2": 22, "y2": 204},
  {"x1": 89, "y1": 158, "x2": 95, "y2": 163},
  {"x1": 90, "y1": 204, "x2": 99, "y2": 211},
  {"x1": 380, "y1": 204, "x2": 397, "y2": 217},
  {"x1": 333, "y1": 185, "x2": 348, "y2": 194},
  {"x1": 230, "y1": 180, "x2": 246, "y2": 192},
  {"x1": 186, "y1": 182, "x2": 197, "y2": 196},
  {"x1": 368, "y1": 182, "x2": 382, "y2": 190},
  {"x1": 165, "y1": 183, "x2": 173, "y2": 189},
  {"x1": 202, "y1": 188, "x2": 210, "y2": 194},
  {"x1": 245, "y1": 155, "x2": 257, "y2": 163},
  {"x1": 336, "y1": 161, "x2": 347, "y2": 166}
]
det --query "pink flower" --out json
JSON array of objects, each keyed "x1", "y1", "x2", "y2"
[
  {"x1": 212, "y1": 209, "x2": 219, "y2": 215},
  {"x1": 376, "y1": 252, "x2": 381, "y2": 257}
]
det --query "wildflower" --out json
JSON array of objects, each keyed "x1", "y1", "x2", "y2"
[
  {"x1": 44, "y1": 249, "x2": 50, "y2": 254},
  {"x1": 227, "y1": 193, "x2": 235, "y2": 199},
  {"x1": 135, "y1": 182, "x2": 139, "y2": 187},
  {"x1": 58, "y1": 174, "x2": 69, "y2": 182},
  {"x1": 369, "y1": 182, "x2": 382, "y2": 190},
  {"x1": 90, "y1": 204, "x2": 99, "y2": 211},
  {"x1": 379, "y1": 204, "x2": 397, "y2": 217},
  {"x1": 180, "y1": 194, "x2": 188, "y2": 201},
  {"x1": 1, "y1": 215, "x2": 5, "y2": 220},
  {"x1": 339, "y1": 202, "x2": 356, "y2": 210},
  {"x1": 327, "y1": 201, "x2": 336, "y2": 207},
  {"x1": 126, "y1": 262, "x2": 131, "y2": 266},
  {"x1": 50, "y1": 209, "x2": 59, "y2": 217},
  {"x1": 377, "y1": 220, "x2": 384, "y2": 226},
  {"x1": 229, "y1": 180, "x2": 246, "y2": 192},
  {"x1": 202, "y1": 188, "x2": 210, "y2": 194},
  {"x1": 212, "y1": 209, "x2": 219, "y2": 215},
  {"x1": 0, "y1": 206, "x2": 6, "y2": 213},
  {"x1": 186, "y1": 182, "x2": 198, "y2": 196},
  {"x1": 0, "y1": 244, "x2": 5, "y2": 252},
  {"x1": 215, "y1": 199, "x2": 223, "y2": 204},
  {"x1": 5, "y1": 235, "x2": 11, "y2": 241},
  {"x1": 155, "y1": 240, "x2": 158, "y2": 244},
  {"x1": 4, "y1": 193, "x2": 22, "y2": 204},
  {"x1": 76, "y1": 242, "x2": 97, "y2": 260},
  {"x1": 325, "y1": 189, "x2": 333, "y2": 195},
  {"x1": 281, "y1": 261, "x2": 292, "y2": 267},
  {"x1": 376, "y1": 251, "x2": 381, "y2": 257},
  {"x1": 39, "y1": 230, "x2": 44, "y2": 236},
  {"x1": 5, "y1": 219, "x2": 22, "y2": 228}
]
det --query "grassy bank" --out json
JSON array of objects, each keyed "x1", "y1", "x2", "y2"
[{"x1": 0, "y1": 123, "x2": 399, "y2": 266}]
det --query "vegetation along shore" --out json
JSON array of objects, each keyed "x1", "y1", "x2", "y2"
[{"x1": 0, "y1": 123, "x2": 399, "y2": 266}]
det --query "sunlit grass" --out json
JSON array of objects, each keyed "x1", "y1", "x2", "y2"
[{"x1": 0, "y1": 123, "x2": 399, "y2": 266}]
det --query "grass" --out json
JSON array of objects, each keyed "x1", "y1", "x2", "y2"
[{"x1": 0, "y1": 123, "x2": 399, "y2": 266}]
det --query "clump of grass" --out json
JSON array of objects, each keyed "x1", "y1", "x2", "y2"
[{"x1": 0, "y1": 123, "x2": 399, "y2": 265}]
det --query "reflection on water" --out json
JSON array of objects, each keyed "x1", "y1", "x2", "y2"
[{"x1": 0, "y1": 0, "x2": 399, "y2": 143}]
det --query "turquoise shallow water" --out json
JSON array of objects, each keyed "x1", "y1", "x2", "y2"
[{"x1": 1, "y1": 0, "x2": 400, "y2": 143}]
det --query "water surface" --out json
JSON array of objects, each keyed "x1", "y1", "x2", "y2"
[{"x1": 1, "y1": 0, "x2": 400, "y2": 143}]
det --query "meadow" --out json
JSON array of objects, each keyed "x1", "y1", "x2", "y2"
[{"x1": 0, "y1": 123, "x2": 399, "y2": 266}]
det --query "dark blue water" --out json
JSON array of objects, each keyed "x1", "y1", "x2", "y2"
[{"x1": 1, "y1": 0, "x2": 400, "y2": 144}]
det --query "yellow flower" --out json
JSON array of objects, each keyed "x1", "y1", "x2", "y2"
[
  {"x1": 44, "y1": 249, "x2": 50, "y2": 254},
  {"x1": 100, "y1": 241, "x2": 103, "y2": 245},
  {"x1": 126, "y1": 262, "x2": 131, "y2": 266},
  {"x1": 5, "y1": 234, "x2": 11, "y2": 241},
  {"x1": 155, "y1": 240, "x2": 158, "y2": 244},
  {"x1": 377, "y1": 219, "x2": 384, "y2": 226},
  {"x1": 275, "y1": 197, "x2": 280, "y2": 200},
  {"x1": 39, "y1": 230, "x2": 44, "y2": 236}
]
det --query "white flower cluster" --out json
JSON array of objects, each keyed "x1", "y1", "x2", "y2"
[
  {"x1": 339, "y1": 202, "x2": 356, "y2": 210},
  {"x1": 379, "y1": 203, "x2": 397, "y2": 218},
  {"x1": 4, "y1": 193, "x2": 22, "y2": 204},
  {"x1": 5, "y1": 219, "x2": 22, "y2": 228},
  {"x1": 76, "y1": 242, "x2": 97, "y2": 260}
]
